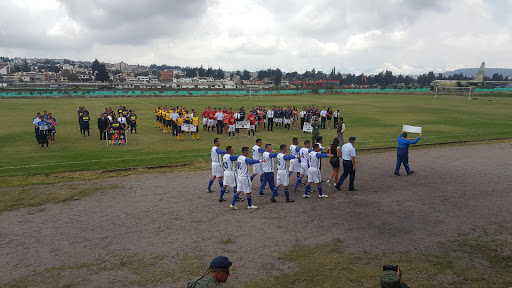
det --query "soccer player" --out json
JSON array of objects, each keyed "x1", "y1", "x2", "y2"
[
  {"x1": 192, "y1": 115, "x2": 200, "y2": 140},
  {"x1": 289, "y1": 137, "x2": 302, "y2": 188},
  {"x1": 129, "y1": 110, "x2": 137, "y2": 134},
  {"x1": 231, "y1": 146, "x2": 265, "y2": 209},
  {"x1": 202, "y1": 108, "x2": 209, "y2": 131},
  {"x1": 176, "y1": 113, "x2": 184, "y2": 141},
  {"x1": 271, "y1": 144, "x2": 301, "y2": 203},
  {"x1": 164, "y1": 108, "x2": 172, "y2": 133},
  {"x1": 228, "y1": 114, "x2": 236, "y2": 139},
  {"x1": 261, "y1": 144, "x2": 279, "y2": 197},
  {"x1": 48, "y1": 113, "x2": 57, "y2": 144},
  {"x1": 36, "y1": 115, "x2": 50, "y2": 148},
  {"x1": 247, "y1": 111, "x2": 256, "y2": 138},
  {"x1": 208, "y1": 108, "x2": 216, "y2": 132},
  {"x1": 81, "y1": 111, "x2": 91, "y2": 136},
  {"x1": 220, "y1": 146, "x2": 242, "y2": 203},
  {"x1": 294, "y1": 140, "x2": 313, "y2": 192},
  {"x1": 154, "y1": 106, "x2": 160, "y2": 128},
  {"x1": 207, "y1": 138, "x2": 227, "y2": 193},
  {"x1": 304, "y1": 144, "x2": 333, "y2": 199},
  {"x1": 250, "y1": 139, "x2": 266, "y2": 195}
]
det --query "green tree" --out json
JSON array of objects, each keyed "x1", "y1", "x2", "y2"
[
  {"x1": 22, "y1": 59, "x2": 31, "y2": 72},
  {"x1": 91, "y1": 59, "x2": 100, "y2": 74},
  {"x1": 241, "y1": 70, "x2": 251, "y2": 80},
  {"x1": 95, "y1": 64, "x2": 110, "y2": 82}
]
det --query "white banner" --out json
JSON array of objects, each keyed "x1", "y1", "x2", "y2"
[
  {"x1": 236, "y1": 121, "x2": 250, "y2": 129},
  {"x1": 303, "y1": 122, "x2": 312, "y2": 133},
  {"x1": 403, "y1": 124, "x2": 422, "y2": 134},
  {"x1": 275, "y1": 118, "x2": 283, "y2": 123},
  {"x1": 182, "y1": 124, "x2": 196, "y2": 132}
]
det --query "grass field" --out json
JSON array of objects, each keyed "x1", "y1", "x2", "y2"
[{"x1": 1, "y1": 93, "x2": 511, "y2": 187}]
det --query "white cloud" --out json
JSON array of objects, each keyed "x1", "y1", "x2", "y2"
[{"x1": 0, "y1": 0, "x2": 511, "y2": 74}]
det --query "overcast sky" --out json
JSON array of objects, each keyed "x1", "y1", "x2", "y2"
[{"x1": 1, "y1": 0, "x2": 511, "y2": 75}]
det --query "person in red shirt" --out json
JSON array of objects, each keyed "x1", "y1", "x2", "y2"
[
  {"x1": 208, "y1": 109, "x2": 216, "y2": 132},
  {"x1": 223, "y1": 112, "x2": 230, "y2": 134},
  {"x1": 247, "y1": 111, "x2": 256, "y2": 138},
  {"x1": 228, "y1": 114, "x2": 236, "y2": 139},
  {"x1": 202, "y1": 109, "x2": 209, "y2": 131}
]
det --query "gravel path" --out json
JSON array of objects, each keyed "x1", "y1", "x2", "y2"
[{"x1": 1, "y1": 142, "x2": 511, "y2": 287}]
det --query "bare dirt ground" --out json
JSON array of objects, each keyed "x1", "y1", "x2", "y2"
[{"x1": 1, "y1": 142, "x2": 511, "y2": 287}]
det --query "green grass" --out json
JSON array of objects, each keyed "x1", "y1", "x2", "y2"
[{"x1": 1, "y1": 93, "x2": 511, "y2": 186}]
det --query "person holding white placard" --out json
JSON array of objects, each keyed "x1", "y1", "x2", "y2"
[{"x1": 395, "y1": 132, "x2": 421, "y2": 176}]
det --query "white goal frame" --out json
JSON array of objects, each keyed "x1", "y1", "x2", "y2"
[{"x1": 435, "y1": 86, "x2": 472, "y2": 100}]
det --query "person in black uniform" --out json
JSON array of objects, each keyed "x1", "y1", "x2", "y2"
[
  {"x1": 81, "y1": 111, "x2": 91, "y2": 136},
  {"x1": 98, "y1": 113, "x2": 108, "y2": 140},
  {"x1": 129, "y1": 110, "x2": 137, "y2": 134}
]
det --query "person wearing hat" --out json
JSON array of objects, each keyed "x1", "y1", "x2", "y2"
[
  {"x1": 335, "y1": 136, "x2": 357, "y2": 191},
  {"x1": 187, "y1": 256, "x2": 232, "y2": 288},
  {"x1": 380, "y1": 266, "x2": 409, "y2": 288}
]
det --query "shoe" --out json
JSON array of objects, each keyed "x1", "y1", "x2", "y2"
[
  {"x1": 207, "y1": 189, "x2": 213, "y2": 193},
  {"x1": 286, "y1": 199, "x2": 295, "y2": 202},
  {"x1": 230, "y1": 205, "x2": 238, "y2": 210},
  {"x1": 293, "y1": 187, "x2": 297, "y2": 192},
  {"x1": 302, "y1": 194, "x2": 310, "y2": 198},
  {"x1": 270, "y1": 198, "x2": 277, "y2": 203},
  {"x1": 247, "y1": 205, "x2": 258, "y2": 209},
  {"x1": 233, "y1": 137, "x2": 235, "y2": 139},
  {"x1": 334, "y1": 185, "x2": 341, "y2": 190},
  {"x1": 258, "y1": 193, "x2": 265, "y2": 197},
  {"x1": 236, "y1": 197, "x2": 245, "y2": 202},
  {"x1": 395, "y1": 173, "x2": 400, "y2": 176},
  {"x1": 349, "y1": 188, "x2": 358, "y2": 191},
  {"x1": 319, "y1": 194, "x2": 328, "y2": 198},
  {"x1": 407, "y1": 171, "x2": 415, "y2": 175},
  {"x1": 229, "y1": 137, "x2": 231, "y2": 139},
  {"x1": 219, "y1": 198, "x2": 226, "y2": 202},
  {"x1": 326, "y1": 180, "x2": 332, "y2": 187}
]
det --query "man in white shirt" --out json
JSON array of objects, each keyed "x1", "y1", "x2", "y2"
[
  {"x1": 304, "y1": 144, "x2": 333, "y2": 198},
  {"x1": 320, "y1": 107, "x2": 327, "y2": 129},
  {"x1": 215, "y1": 110, "x2": 224, "y2": 135},
  {"x1": 271, "y1": 144, "x2": 301, "y2": 203},
  {"x1": 266, "y1": 108, "x2": 274, "y2": 131},
  {"x1": 335, "y1": 136, "x2": 357, "y2": 191},
  {"x1": 251, "y1": 138, "x2": 267, "y2": 195},
  {"x1": 207, "y1": 138, "x2": 227, "y2": 193},
  {"x1": 294, "y1": 140, "x2": 312, "y2": 192},
  {"x1": 117, "y1": 113, "x2": 127, "y2": 127},
  {"x1": 333, "y1": 109, "x2": 340, "y2": 129},
  {"x1": 299, "y1": 108, "x2": 307, "y2": 131},
  {"x1": 233, "y1": 109, "x2": 241, "y2": 133},
  {"x1": 261, "y1": 144, "x2": 279, "y2": 197},
  {"x1": 33, "y1": 112, "x2": 41, "y2": 143},
  {"x1": 231, "y1": 146, "x2": 265, "y2": 209},
  {"x1": 221, "y1": 146, "x2": 243, "y2": 203}
]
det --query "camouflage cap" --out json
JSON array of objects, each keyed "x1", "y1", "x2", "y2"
[{"x1": 380, "y1": 270, "x2": 400, "y2": 288}]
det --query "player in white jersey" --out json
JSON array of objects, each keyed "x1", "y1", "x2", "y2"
[
  {"x1": 304, "y1": 143, "x2": 333, "y2": 199},
  {"x1": 288, "y1": 137, "x2": 302, "y2": 188},
  {"x1": 231, "y1": 146, "x2": 266, "y2": 209},
  {"x1": 220, "y1": 146, "x2": 244, "y2": 203},
  {"x1": 261, "y1": 144, "x2": 279, "y2": 197},
  {"x1": 270, "y1": 144, "x2": 302, "y2": 203},
  {"x1": 294, "y1": 140, "x2": 313, "y2": 192},
  {"x1": 251, "y1": 139, "x2": 266, "y2": 194},
  {"x1": 207, "y1": 138, "x2": 227, "y2": 193}
]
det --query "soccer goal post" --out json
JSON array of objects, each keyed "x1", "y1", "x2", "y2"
[{"x1": 435, "y1": 86, "x2": 472, "y2": 100}]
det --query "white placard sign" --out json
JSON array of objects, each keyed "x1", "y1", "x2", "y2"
[
  {"x1": 236, "y1": 121, "x2": 250, "y2": 129},
  {"x1": 182, "y1": 124, "x2": 196, "y2": 132},
  {"x1": 303, "y1": 122, "x2": 312, "y2": 133},
  {"x1": 403, "y1": 125, "x2": 422, "y2": 134}
]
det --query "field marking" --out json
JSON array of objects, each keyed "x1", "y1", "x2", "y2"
[
  {"x1": 134, "y1": 99, "x2": 156, "y2": 106},
  {"x1": 0, "y1": 152, "x2": 209, "y2": 170}
]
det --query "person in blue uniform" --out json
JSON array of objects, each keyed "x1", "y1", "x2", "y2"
[{"x1": 395, "y1": 132, "x2": 421, "y2": 176}]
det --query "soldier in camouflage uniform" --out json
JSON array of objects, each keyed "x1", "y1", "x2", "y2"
[
  {"x1": 187, "y1": 256, "x2": 232, "y2": 288},
  {"x1": 380, "y1": 266, "x2": 410, "y2": 288},
  {"x1": 311, "y1": 117, "x2": 321, "y2": 143}
]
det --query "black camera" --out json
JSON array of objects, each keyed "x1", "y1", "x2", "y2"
[{"x1": 383, "y1": 265, "x2": 398, "y2": 272}]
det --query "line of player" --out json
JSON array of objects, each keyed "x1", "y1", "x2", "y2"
[{"x1": 207, "y1": 137, "x2": 334, "y2": 210}]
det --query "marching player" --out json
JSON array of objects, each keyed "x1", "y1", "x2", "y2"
[
  {"x1": 176, "y1": 113, "x2": 184, "y2": 141},
  {"x1": 304, "y1": 144, "x2": 333, "y2": 199},
  {"x1": 220, "y1": 146, "x2": 243, "y2": 203},
  {"x1": 81, "y1": 111, "x2": 91, "y2": 136},
  {"x1": 251, "y1": 139, "x2": 266, "y2": 195},
  {"x1": 294, "y1": 140, "x2": 313, "y2": 192},
  {"x1": 129, "y1": 110, "x2": 137, "y2": 134},
  {"x1": 270, "y1": 144, "x2": 301, "y2": 203},
  {"x1": 207, "y1": 138, "x2": 227, "y2": 193},
  {"x1": 261, "y1": 144, "x2": 279, "y2": 198},
  {"x1": 289, "y1": 137, "x2": 302, "y2": 188},
  {"x1": 231, "y1": 147, "x2": 265, "y2": 209}
]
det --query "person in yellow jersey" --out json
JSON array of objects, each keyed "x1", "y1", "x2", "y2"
[
  {"x1": 154, "y1": 107, "x2": 160, "y2": 128},
  {"x1": 81, "y1": 111, "x2": 91, "y2": 136},
  {"x1": 176, "y1": 113, "x2": 184, "y2": 141},
  {"x1": 192, "y1": 116, "x2": 200, "y2": 140},
  {"x1": 164, "y1": 109, "x2": 172, "y2": 133}
]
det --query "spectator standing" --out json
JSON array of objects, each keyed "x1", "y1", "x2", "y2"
[
  {"x1": 320, "y1": 107, "x2": 327, "y2": 129},
  {"x1": 335, "y1": 136, "x2": 357, "y2": 191},
  {"x1": 333, "y1": 109, "x2": 340, "y2": 128},
  {"x1": 326, "y1": 107, "x2": 333, "y2": 129},
  {"x1": 337, "y1": 117, "x2": 346, "y2": 144}
]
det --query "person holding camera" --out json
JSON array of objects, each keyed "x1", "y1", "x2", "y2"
[{"x1": 381, "y1": 265, "x2": 409, "y2": 288}]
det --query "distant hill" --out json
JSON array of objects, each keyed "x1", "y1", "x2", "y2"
[{"x1": 443, "y1": 67, "x2": 512, "y2": 78}]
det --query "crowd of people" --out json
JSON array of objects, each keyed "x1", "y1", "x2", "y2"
[
  {"x1": 75, "y1": 105, "x2": 138, "y2": 142},
  {"x1": 32, "y1": 111, "x2": 57, "y2": 148},
  {"x1": 153, "y1": 106, "x2": 200, "y2": 141}
]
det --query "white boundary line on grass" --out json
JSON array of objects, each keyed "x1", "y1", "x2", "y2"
[{"x1": 0, "y1": 152, "x2": 209, "y2": 170}]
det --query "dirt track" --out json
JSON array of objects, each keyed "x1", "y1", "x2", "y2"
[{"x1": 1, "y1": 142, "x2": 511, "y2": 287}]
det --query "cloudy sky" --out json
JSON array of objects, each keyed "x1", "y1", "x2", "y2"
[{"x1": 1, "y1": 0, "x2": 511, "y2": 75}]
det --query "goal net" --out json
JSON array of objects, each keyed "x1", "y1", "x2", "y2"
[{"x1": 434, "y1": 87, "x2": 472, "y2": 100}]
